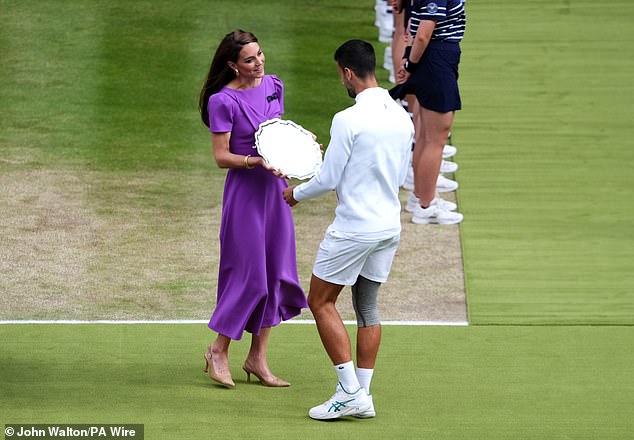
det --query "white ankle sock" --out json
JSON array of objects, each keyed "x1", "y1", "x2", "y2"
[
  {"x1": 356, "y1": 368, "x2": 374, "y2": 395},
  {"x1": 334, "y1": 361, "x2": 361, "y2": 393}
]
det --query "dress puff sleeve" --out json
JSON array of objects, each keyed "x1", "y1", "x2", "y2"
[
  {"x1": 208, "y1": 92, "x2": 236, "y2": 133},
  {"x1": 270, "y1": 75, "x2": 285, "y2": 116}
]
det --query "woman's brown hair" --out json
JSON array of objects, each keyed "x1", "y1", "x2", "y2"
[{"x1": 198, "y1": 29, "x2": 259, "y2": 127}]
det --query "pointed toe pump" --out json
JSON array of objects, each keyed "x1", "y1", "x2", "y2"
[{"x1": 242, "y1": 364, "x2": 290, "y2": 387}]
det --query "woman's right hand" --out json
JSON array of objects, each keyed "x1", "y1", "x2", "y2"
[{"x1": 396, "y1": 60, "x2": 410, "y2": 85}]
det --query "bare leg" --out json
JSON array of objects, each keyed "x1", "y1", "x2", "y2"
[
  {"x1": 204, "y1": 333, "x2": 235, "y2": 387},
  {"x1": 243, "y1": 327, "x2": 273, "y2": 377},
  {"x1": 413, "y1": 107, "x2": 455, "y2": 206},
  {"x1": 209, "y1": 334, "x2": 232, "y2": 376},
  {"x1": 407, "y1": 95, "x2": 418, "y2": 116},
  {"x1": 240, "y1": 327, "x2": 290, "y2": 386},
  {"x1": 391, "y1": 8, "x2": 405, "y2": 70},
  {"x1": 307, "y1": 274, "x2": 350, "y2": 365},
  {"x1": 410, "y1": 98, "x2": 422, "y2": 172},
  {"x1": 357, "y1": 325, "x2": 382, "y2": 369}
]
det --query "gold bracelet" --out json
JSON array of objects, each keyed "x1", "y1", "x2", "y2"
[{"x1": 244, "y1": 155, "x2": 254, "y2": 169}]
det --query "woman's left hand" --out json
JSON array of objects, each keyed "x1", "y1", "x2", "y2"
[
  {"x1": 252, "y1": 156, "x2": 287, "y2": 179},
  {"x1": 271, "y1": 168, "x2": 288, "y2": 179}
]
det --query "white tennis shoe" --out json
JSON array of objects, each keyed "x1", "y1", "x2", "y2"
[
  {"x1": 405, "y1": 192, "x2": 419, "y2": 212},
  {"x1": 406, "y1": 193, "x2": 457, "y2": 213},
  {"x1": 383, "y1": 46, "x2": 393, "y2": 71},
  {"x1": 412, "y1": 200, "x2": 463, "y2": 225},
  {"x1": 354, "y1": 394, "x2": 376, "y2": 418},
  {"x1": 436, "y1": 175, "x2": 459, "y2": 193},
  {"x1": 440, "y1": 159, "x2": 458, "y2": 174},
  {"x1": 443, "y1": 144, "x2": 457, "y2": 159},
  {"x1": 375, "y1": 1, "x2": 394, "y2": 43},
  {"x1": 309, "y1": 383, "x2": 372, "y2": 420}
]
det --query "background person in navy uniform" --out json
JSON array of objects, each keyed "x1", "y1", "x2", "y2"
[{"x1": 391, "y1": 0, "x2": 466, "y2": 224}]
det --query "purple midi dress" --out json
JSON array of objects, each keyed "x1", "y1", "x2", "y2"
[{"x1": 207, "y1": 75, "x2": 307, "y2": 340}]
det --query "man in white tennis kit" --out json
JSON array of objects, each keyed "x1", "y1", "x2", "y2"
[{"x1": 283, "y1": 40, "x2": 414, "y2": 420}]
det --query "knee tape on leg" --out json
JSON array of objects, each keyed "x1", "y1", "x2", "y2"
[{"x1": 351, "y1": 276, "x2": 381, "y2": 327}]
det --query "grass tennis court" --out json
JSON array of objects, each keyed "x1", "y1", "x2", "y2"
[
  {"x1": 1, "y1": 0, "x2": 633, "y2": 439},
  {"x1": 2, "y1": 324, "x2": 633, "y2": 439},
  {"x1": 458, "y1": 1, "x2": 634, "y2": 325}
]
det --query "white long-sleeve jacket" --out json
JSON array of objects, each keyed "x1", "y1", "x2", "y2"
[{"x1": 293, "y1": 87, "x2": 414, "y2": 241}]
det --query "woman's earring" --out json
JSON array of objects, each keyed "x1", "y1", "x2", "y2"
[{"x1": 234, "y1": 69, "x2": 239, "y2": 76}]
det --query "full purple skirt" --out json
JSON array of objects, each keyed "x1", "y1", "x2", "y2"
[{"x1": 208, "y1": 166, "x2": 307, "y2": 340}]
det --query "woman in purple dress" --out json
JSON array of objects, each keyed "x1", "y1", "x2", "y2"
[{"x1": 198, "y1": 30, "x2": 307, "y2": 388}]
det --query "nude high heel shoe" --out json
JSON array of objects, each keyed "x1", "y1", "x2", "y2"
[
  {"x1": 203, "y1": 350, "x2": 235, "y2": 388},
  {"x1": 202, "y1": 345, "x2": 211, "y2": 374},
  {"x1": 242, "y1": 364, "x2": 290, "y2": 387}
]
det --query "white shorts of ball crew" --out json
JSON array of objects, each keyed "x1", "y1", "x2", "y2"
[{"x1": 312, "y1": 232, "x2": 400, "y2": 286}]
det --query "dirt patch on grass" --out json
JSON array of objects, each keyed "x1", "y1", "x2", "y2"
[
  {"x1": 0, "y1": 169, "x2": 101, "y2": 317},
  {"x1": 293, "y1": 189, "x2": 467, "y2": 323},
  {"x1": 0, "y1": 167, "x2": 218, "y2": 320},
  {"x1": 0, "y1": 167, "x2": 466, "y2": 323}
]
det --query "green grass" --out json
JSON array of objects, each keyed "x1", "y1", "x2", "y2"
[
  {"x1": 457, "y1": 0, "x2": 634, "y2": 324},
  {"x1": 4, "y1": 0, "x2": 631, "y2": 323},
  {"x1": 0, "y1": 0, "x2": 382, "y2": 319},
  {"x1": 0, "y1": 0, "x2": 377, "y2": 170},
  {"x1": 1, "y1": 324, "x2": 633, "y2": 439},
  {"x1": 2, "y1": 0, "x2": 634, "y2": 438}
]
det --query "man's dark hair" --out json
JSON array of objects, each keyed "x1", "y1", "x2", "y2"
[{"x1": 334, "y1": 39, "x2": 376, "y2": 79}]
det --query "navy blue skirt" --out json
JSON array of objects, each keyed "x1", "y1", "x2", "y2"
[{"x1": 390, "y1": 41, "x2": 462, "y2": 113}]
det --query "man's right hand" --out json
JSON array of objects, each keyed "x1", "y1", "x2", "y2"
[{"x1": 282, "y1": 185, "x2": 298, "y2": 207}]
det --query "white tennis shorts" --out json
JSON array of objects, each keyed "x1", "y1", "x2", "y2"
[{"x1": 312, "y1": 232, "x2": 400, "y2": 286}]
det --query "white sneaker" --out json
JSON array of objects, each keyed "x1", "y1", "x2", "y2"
[
  {"x1": 407, "y1": 193, "x2": 456, "y2": 212},
  {"x1": 379, "y1": 29, "x2": 393, "y2": 43},
  {"x1": 405, "y1": 192, "x2": 419, "y2": 212},
  {"x1": 374, "y1": 0, "x2": 384, "y2": 27},
  {"x1": 375, "y1": 2, "x2": 394, "y2": 42},
  {"x1": 436, "y1": 175, "x2": 458, "y2": 193},
  {"x1": 412, "y1": 201, "x2": 463, "y2": 225},
  {"x1": 443, "y1": 144, "x2": 457, "y2": 159},
  {"x1": 309, "y1": 384, "x2": 372, "y2": 420},
  {"x1": 440, "y1": 159, "x2": 458, "y2": 174},
  {"x1": 436, "y1": 195, "x2": 457, "y2": 212},
  {"x1": 383, "y1": 46, "x2": 392, "y2": 71},
  {"x1": 354, "y1": 394, "x2": 376, "y2": 418}
]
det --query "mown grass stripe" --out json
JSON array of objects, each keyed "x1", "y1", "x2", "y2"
[{"x1": 0, "y1": 319, "x2": 469, "y2": 326}]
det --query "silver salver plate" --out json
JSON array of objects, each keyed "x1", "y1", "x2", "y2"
[{"x1": 255, "y1": 118, "x2": 322, "y2": 180}]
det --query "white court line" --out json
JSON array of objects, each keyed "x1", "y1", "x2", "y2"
[
  {"x1": 0, "y1": 319, "x2": 468, "y2": 326},
  {"x1": 286, "y1": 320, "x2": 469, "y2": 326}
]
